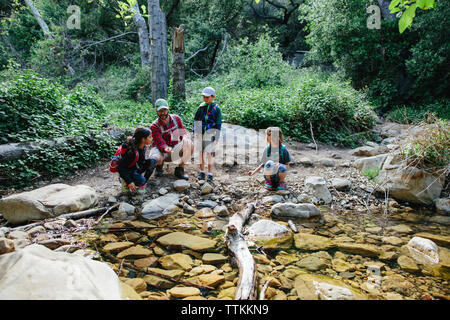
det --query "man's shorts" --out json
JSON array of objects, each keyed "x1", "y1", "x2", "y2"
[
  {"x1": 201, "y1": 140, "x2": 216, "y2": 154},
  {"x1": 149, "y1": 140, "x2": 186, "y2": 162}
]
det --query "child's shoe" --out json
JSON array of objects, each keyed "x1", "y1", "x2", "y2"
[
  {"x1": 207, "y1": 173, "x2": 213, "y2": 183},
  {"x1": 264, "y1": 179, "x2": 273, "y2": 190},
  {"x1": 120, "y1": 179, "x2": 129, "y2": 192},
  {"x1": 197, "y1": 171, "x2": 206, "y2": 181},
  {"x1": 138, "y1": 184, "x2": 147, "y2": 194},
  {"x1": 277, "y1": 182, "x2": 286, "y2": 190}
]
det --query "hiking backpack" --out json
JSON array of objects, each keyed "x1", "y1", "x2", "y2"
[{"x1": 109, "y1": 146, "x2": 140, "y2": 173}]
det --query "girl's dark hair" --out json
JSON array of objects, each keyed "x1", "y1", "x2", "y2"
[
  {"x1": 266, "y1": 127, "x2": 284, "y2": 145},
  {"x1": 126, "y1": 126, "x2": 151, "y2": 151}
]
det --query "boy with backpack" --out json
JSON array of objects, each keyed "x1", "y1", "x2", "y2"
[{"x1": 193, "y1": 87, "x2": 222, "y2": 183}]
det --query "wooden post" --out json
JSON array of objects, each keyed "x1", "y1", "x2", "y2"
[{"x1": 172, "y1": 24, "x2": 186, "y2": 100}]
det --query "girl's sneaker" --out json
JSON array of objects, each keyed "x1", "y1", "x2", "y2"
[
  {"x1": 138, "y1": 184, "x2": 147, "y2": 194},
  {"x1": 120, "y1": 179, "x2": 129, "y2": 192},
  {"x1": 264, "y1": 179, "x2": 273, "y2": 190},
  {"x1": 277, "y1": 182, "x2": 286, "y2": 190}
]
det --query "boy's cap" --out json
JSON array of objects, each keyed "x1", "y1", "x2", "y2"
[
  {"x1": 155, "y1": 98, "x2": 169, "y2": 111},
  {"x1": 202, "y1": 87, "x2": 215, "y2": 97}
]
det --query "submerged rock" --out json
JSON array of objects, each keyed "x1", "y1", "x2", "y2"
[
  {"x1": 271, "y1": 203, "x2": 321, "y2": 218},
  {"x1": 405, "y1": 237, "x2": 440, "y2": 265},
  {"x1": 294, "y1": 273, "x2": 369, "y2": 300},
  {"x1": 245, "y1": 219, "x2": 292, "y2": 250},
  {"x1": 157, "y1": 232, "x2": 216, "y2": 252}
]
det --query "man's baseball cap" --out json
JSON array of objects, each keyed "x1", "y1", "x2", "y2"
[
  {"x1": 155, "y1": 98, "x2": 169, "y2": 111},
  {"x1": 202, "y1": 87, "x2": 215, "y2": 97}
]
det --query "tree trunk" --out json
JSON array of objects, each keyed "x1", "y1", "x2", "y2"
[
  {"x1": 131, "y1": 2, "x2": 151, "y2": 67},
  {"x1": 377, "y1": 0, "x2": 396, "y2": 20},
  {"x1": 172, "y1": 24, "x2": 186, "y2": 100},
  {"x1": 24, "y1": 0, "x2": 53, "y2": 40},
  {"x1": 148, "y1": 0, "x2": 169, "y2": 106}
]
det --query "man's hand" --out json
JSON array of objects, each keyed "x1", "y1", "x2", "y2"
[
  {"x1": 164, "y1": 146, "x2": 173, "y2": 153},
  {"x1": 127, "y1": 182, "x2": 137, "y2": 192}
]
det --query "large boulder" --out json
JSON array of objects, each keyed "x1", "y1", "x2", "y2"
[
  {"x1": 376, "y1": 155, "x2": 444, "y2": 205},
  {"x1": 141, "y1": 193, "x2": 180, "y2": 219},
  {"x1": 0, "y1": 184, "x2": 97, "y2": 224},
  {"x1": 304, "y1": 176, "x2": 331, "y2": 204},
  {"x1": 271, "y1": 203, "x2": 321, "y2": 218},
  {"x1": 0, "y1": 244, "x2": 129, "y2": 299}
]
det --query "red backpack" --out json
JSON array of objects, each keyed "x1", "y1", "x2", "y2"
[{"x1": 109, "y1": 146, "x2": 140, "y2": 173}]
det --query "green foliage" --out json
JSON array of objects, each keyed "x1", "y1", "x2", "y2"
[
  {"x1": 0, "y1": 71, "x2": 105, "y2": 143},
  {"x1": 0, "y1": 71, "x2": 115, "y2": 188},
  {"x1": 401, "y1": 119, "x2": 449, "y2": 173},
  {"x1": 300, "y1": 0, "x2": 449, "y2": 111},
  {"x1": 362, "y1": 167, "x2": 380, "y2": 183},
  {"x1": 0, "y1": 131, "x2": 116, "y2": 189},
  {"x1": 389, "y1": 0, "x2": 436, "y2": 33},
  {"x1": 216, "y1": 33, "x2": 294, "y2": 88},
  {"x1": 387, "y1": 99, "x2": 450, "y2": 124}
]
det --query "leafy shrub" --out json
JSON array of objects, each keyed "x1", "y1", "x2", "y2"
[
  {"x1": 214, "y1": 71, "x2": 376, "y2": 147},
  {"x1": 0, "y1": 131, "x2": 116, "y2": 189},
  {"x1": 0, "y1": 72, "x2": 115, "y2": 188},
  {"x1": 215, "y1": 33, "x2": 295, "y2": 88},
  {"x1": 387, "y1": 99, "x2": 450, "y2": 124},
  {"x1": 0, "y1": 71, "x2": 104, "y2": 143},
  {"x1": 363, "y1": 167, "x2": 380, "y2": 183}
]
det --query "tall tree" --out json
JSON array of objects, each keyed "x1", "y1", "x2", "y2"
[
  {"x1": 131, "y1": 2, "x2": 151, "y2": 67},
  {"x1": 148, "y1": 0, "x2": 169, "y2": 105},
  {"x1": 23, "y1": 0, "x2": 53, "y2": 40},
  {"x1": 172, "y1": 24, "x2": 186, "y2": 100}
]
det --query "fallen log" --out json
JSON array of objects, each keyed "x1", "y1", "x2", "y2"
[
  {"x1": 225, "y1": 203, "x2": 257, "y2": 300},
  {"x1": 11, "y1": 206, "x2": 113, "y2": 231}
]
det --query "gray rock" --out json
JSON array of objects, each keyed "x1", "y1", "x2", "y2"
[
  {"x1": 107, "y1": 197, "x2": 117, "y2": 204},
  {"x1": 353, "y1": 154, "x2": 388, "y2": 173},
  {"x1": 262, "y1": 195, "x2": 284, "y2": 204},
  {"x1": 183, "y1": 203, "x2": 195, "y2": 214},
  {"x1": 435, "y1": 198, "x2": 450, "y2": 215},
  {"x1": 297, "y1": 194, "x2": 309, "y2": 203},
  {"x1": 319, "y1": 158, "x2": 335, "y2": 167},
  {"x1": 159, "y1": 187, "x2": 169, "y2": 195},
  {"x1": 299, "y1": 157, "x2": 314, "y2": 167},
  {"x1": 222, "y1": 196, "x2": 232, "y2": 203},
  {"x1": 0, "y1": 184, "x2": 98, "y2": 224},
  {"x1": 331, "y1": 178, "x2": 352, "y2": 191},
  {"x1": 8, "y1": 231, "x2": 29, "y2": 240},
  {"x1": 305, "y1": 176, "x2": 332, "y2": 204},
  {"x1": 271, "y1": 203, "x2": 321, "y2": 218},
  {"x1": 142, "y1": 193, "x2": 180, "y2": 220},
  {"x1": 213, "y1": 205, "x2": 229, "y2": 217},
  {"x1": 381, "y1": 137, "x2": 397, "y2": 145},
  {"x1": 173, "y1": 180, "x2": 190, "y2": 192},
  {"x1": 197, "y1": 200, "x2": 218, "y2": 209},
  {"x1": 117, "y1": 202, "x2": 135, "y2": 217},
  {"x1": 201, "y1": 183, "x2": 213, "y2": 195},
  {"x1": 428, "y1": 215, "x2": 450, "y2": 226},
  {"x1": 27, "y1": 226, "x2": 46, "y2": 237}
]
